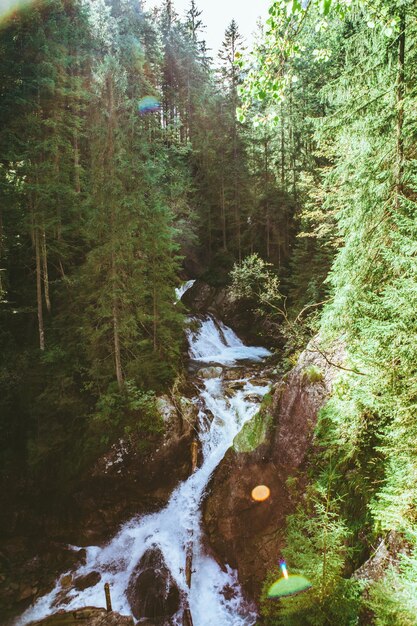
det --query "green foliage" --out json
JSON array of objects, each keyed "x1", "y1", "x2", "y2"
[
  {"x1": 231, "y1": 253, "x2": 282, "y2": 315},
  {"x1": 256, "y1": 2, "x2": 417, "y2": 624},
  {"x1": 260, "y1": 474, "x2": 363, "y2": 625},
  {"x1": 364, "y1": 549, "x2": 417, "y2": 625},
  {"x1": 0, "y1": 0, "x2": 186, "y2": 489},
  {"x1": 239, "y1": 0, "x2": 402, "y2": 116},
  {"x1": 90, "y1": 381, "x2": 163, "y2": 452}
]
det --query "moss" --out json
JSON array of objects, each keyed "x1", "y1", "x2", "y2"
[
  {"x1": 233, "y1": 393, "x2": 274, "y2": 452},
  {"x1": 262, "y1": 391, "x2": 273, "y2": 407},
  {"x1": 302, "y1": 364, "x2": 324, "y2": 384}
]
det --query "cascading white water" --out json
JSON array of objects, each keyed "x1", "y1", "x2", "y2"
[
  {"x1": 175, "y1": 280, "x2": 196, "y2": 302},
  {"x1": 188, "y1": 315, "x2": 270, "y2": 365},
  {"x1": 17, "y1": 295, "x2": 271, "y2": 626}
]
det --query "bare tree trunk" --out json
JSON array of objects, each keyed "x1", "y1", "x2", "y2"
[
  {"x1": 112, "y1": 304, "x2": 123, "y2": 389},
  {"x1": 289, "y1": 88, "x2": 297, "y2": 200},
  {"x1": 265, "y1": 137, "x2": 270, "y2": 259},
  {"x1": 233, "y1": 127, "x2": 241, "y2": 261},
  {"x1": 41, "y1": 226, "x2": 51, "y2": 313},
  {"x1": 280, "y1": 102, "x2": 285, "y2": 186},
  {"x1": 34, "y1": 226, "x2": 45, "y2": 351},
  {"x1": 230, "y1": 34, "x2": 241, "y2": 261},
  {"x1": 153, "y1": 282, "x2": 158, "y2": 352},
  {"x1": 0, "y1": 207, "x2": 3, "y2": 296},
  {"x1": 220, "y1": 175, "x2": 227, "y2": 251},
  {"x1": 207, "y1": 202, "x2": 212, "y2": 258},
  {"x1": 107, "y1": 73, "x2": 123, "y2": 389},
  {"x1": 74, "y1": 131, "x2": 81, "y2": 194},
  {"x1": 396, "y1": 8, "x2": 406, "y2": 207}
]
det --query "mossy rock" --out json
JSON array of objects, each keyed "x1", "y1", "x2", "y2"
[
  {"x1": 233, "y1": 410, "x2": 272, "y2": 453},
  {"x1": 302, "y1": 365, "x2": 324, "y2": 384}
]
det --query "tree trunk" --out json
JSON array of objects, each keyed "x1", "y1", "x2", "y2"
[
  {"x1": 107, "y1": 72, "x2": 123, "y2": 390},
  {"x1": 232, "y1": 117, "x2": 241, "y2": 261},
  {"x1": 112, "y1": 311, "x2": 123, "y2": 388},
  {"x1": 34, "y1": 226, "x2": 45, "y2": 351},
  {"x1": 41, "y1": 226, "x2": 51, "y2": 313},
  {"x1": 289, "y1": 88, "x2": 297, "y2": 200},
  {"x1": 74, "y1": 131, "x2": 81, "y2": 194},
  {"x1": 395, "y1": 8, "x2": 406, "y2": 206},
  {"x1": 153, "y1": 282, "x2": 158, "y2": 352},
  {"x1": 280, "y1": 102, "x2": 285, "y2": 186},
  {"x1": 0, "y1": 206, "x2": 3, "y2": 297},
  {"x1": 231, "y1": 38, "x2": 241, "y2": 261},
  {"x1": 265, "y1": 137, "x2": 270, "y2": 259},
  {"x1": 220, "y1": 175, "x2": 227, "y2": 251}
]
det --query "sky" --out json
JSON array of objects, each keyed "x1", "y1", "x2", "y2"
[{"x1": 144, "y1": 0, "x2": 271, "y2": 55}]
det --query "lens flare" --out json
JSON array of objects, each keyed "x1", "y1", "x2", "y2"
[
  {"x1": 251, "y1": 485, "x2": 271, "y2": 502},
  {"x1": 138, "y1": 95, "x2": 160, "y2": 114},
  {"x1": 0, "y1": 0, "x2": 32, "y2": 24},
  {"x1": 267, "y1": 566, "x2": 312, "y2": 599}
]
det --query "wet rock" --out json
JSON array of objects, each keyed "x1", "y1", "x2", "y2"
[
  {"x1": 197, "y1": 366, "x2": 223, "y2": 379},
  {"x1": 178, "y1": 397, "x2": 198, "y2": 435},
  {"x1": 203, "y1": 339, "x2": 344, "y2": 598},
  {"x1": 156, "y1": 396, "x2": 177, "y2": 425},
  {"x1": 223, "y1": 368, "x2": 245, "y2": 381},
  {"x1": 60, "y1": 574, "x2": 72, "y2": 588},
  {"x1": 244, "y1": 394, "x2": 263, "y2": 403},
  {"x1": 224, "y1": 380, "x2": 245, "y2": 391},
  {"x1": 0, "y1": 539, "x2": 88, "y2": 622},
  {"x1": 29, "y1": 607, "x2": 134, "y2": 625},
  {"x1": 221, "y1": 584, "x2": 238, "y2": 601},
  {"x1": 126, "y1": 546, "x2": 181, "y2": 621},
  {"x1": 73, "y1": 571, "x2": 101, "y2": 591},
  {"x1": 248, "y1": 377, "x2": 271, "y2": 387}
]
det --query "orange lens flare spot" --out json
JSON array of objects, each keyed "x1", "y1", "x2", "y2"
[{"x1": 251, "y1": 485, "x2": 271, "y2": 502}]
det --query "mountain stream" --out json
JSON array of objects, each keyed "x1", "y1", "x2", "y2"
[{"x1": 18, "y1": 286, "x2": 272, "y2": 626}]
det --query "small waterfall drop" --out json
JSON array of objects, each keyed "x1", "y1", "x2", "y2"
[
  {"x1": 17, "y1": 287, "x2": 271, "y2": 626},
  {"x1": 175, "y1": 279, "x2": 196, "y2": 302}
]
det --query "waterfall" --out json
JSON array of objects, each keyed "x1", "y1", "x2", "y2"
[
  {"x1": 175, "y1": 280, "x2": 196, "y2": 302},
  {"x1": 17, "y1": 287, "x2": 271, "y2": 626}
]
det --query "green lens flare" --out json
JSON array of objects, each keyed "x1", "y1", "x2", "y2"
[
  {"x1": 138, "y1": 96, "x2": 160, "y2": 114},
  {"x1": 267, "y1": 574, "x2": 312, "y2": 598}
]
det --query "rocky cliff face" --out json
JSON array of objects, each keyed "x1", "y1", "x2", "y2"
[{"x1": 202, "y1": 340, "x2": 344, "y2": 598}]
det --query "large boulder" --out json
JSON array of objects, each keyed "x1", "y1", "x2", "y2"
[
  {"x1": 126, "y1": 547, "x2": 181, "y2": 622},
  {"x1": 203, "y1": 340, "x2": 344, "y2": 597}
]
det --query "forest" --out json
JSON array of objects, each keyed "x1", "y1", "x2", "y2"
[{"x1": 0, "y1": 0, "x2": 417, "y2": 625}]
